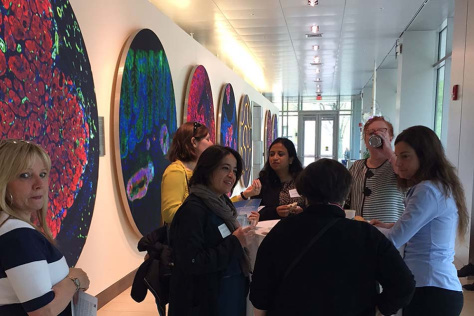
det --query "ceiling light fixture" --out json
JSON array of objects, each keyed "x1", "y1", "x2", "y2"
[
  {"x1": 311, "y1": 25, "x2": 320, "y2": 33},
  {"x1": 308, "y1": 0, "x2": 318, "y2": 6},
  {"x1": 312, "y1": 45, "x2": 319, "y2": 51},
  {"x1": 316, "y1": 78, "x2": 321, "y2": 82},
  {"x1": 313, "y1": 56, "x2": 321, "y2": 63},
  {"x1": 316, "y1": 68, "x2": 321, "y2": 74}
]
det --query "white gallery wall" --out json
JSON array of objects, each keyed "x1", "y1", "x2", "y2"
[
  {"x1": 449, "y1": 0, "x2": 474, "y2": 265},
  {"x1": 396, "y1": 31, "x2": 437, "y2": 133},
  {"x1": 376, "y1": 69, "x2": 398, "y2": 133},
  {"x1": 69, "y1": 0, "x2": 277, "y2": 294}
]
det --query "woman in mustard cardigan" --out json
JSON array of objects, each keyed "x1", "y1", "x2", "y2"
[{"x1": 161, "y1": 122, "x2": 213, "y2": 224}]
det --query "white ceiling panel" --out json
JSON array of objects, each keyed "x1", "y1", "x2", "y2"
[{"x1": 149, "y1": 0, "x2": 454, "y2": 97}]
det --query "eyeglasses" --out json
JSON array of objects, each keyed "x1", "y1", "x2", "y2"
[
  {"x1": 193, "y1": 122, "x2": 202, "y2": 136},
  {"x1": 365, "y1": 128, "x2": 388, "y2": 135}
]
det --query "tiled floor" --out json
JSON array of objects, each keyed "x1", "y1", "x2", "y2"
[{"x1": 99, "y1": 280, "x2": 474, "y2": 316}]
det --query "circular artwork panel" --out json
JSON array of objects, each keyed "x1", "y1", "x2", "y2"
[
  {"x1": 183, "y1": 65, "x2": 216, "y2": 143},
  {"x1": 272, "y1": 114, "x2": 278, "y2": 141},
  {"x1": 217, "y1": 83, "x2": 237, "y2": 150},
  {"x1": 114, "y1": 29, "x2": 177, "y2": 236},
  {"x1": 238, "y1": 95, "x2": 252, "y2": 187},
  {"x1": 0, "y1": 0, "x2": 99, "y2": 266},
  {"x1": 264, "y1": 110, "x2": 273, "y2": 158}
]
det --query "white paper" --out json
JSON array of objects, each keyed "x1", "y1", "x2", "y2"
[
  {"x1": 71, "y1": 291, "x2": 98, "y2": 316},
  {"x1": 289, "y1": 189, "x2": 300, "y2": 198},
  {"x1": 218, "y1": 223, "x2": 231, "y2": 238}
]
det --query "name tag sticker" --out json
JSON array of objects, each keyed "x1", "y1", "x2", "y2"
[
  {"x1": 289, "y1": 189, "x2": 300, "y2": 198},
  {"x1": 218, "y1": 223, "x2": 231, "y2": 238}
]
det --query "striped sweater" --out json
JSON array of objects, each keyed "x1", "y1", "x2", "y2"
[
  {"x1": 0, "y1": 212, "x2": 70, "y2": 315},
  {"x1": 346, "y1": 159, "x2": 405, "y2": 223}
]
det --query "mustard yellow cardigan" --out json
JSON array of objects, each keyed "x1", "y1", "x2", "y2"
[{"x1": 161, "y1": 160, "x2": 193, "y2": 224}]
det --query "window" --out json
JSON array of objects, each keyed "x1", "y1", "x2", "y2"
[
  {"x1": 434, "y1": 23, "x2": 448, "y2": 138},
  {"x1": 434, "y1": 66, "x2": 445, "y2": 137},
  {"x1": 279, "y1": 95, "x2": 352, "y2": 161}
]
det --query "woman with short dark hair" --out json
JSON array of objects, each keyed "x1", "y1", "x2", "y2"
[
  {"x1": 161, "y1": 122, "x2": 212, "y2": 224},
  {"x1": 250, "y1": 159, "x2": 415, "y2": 316},
  {"x1": 169, "y1": 145, "x2": 255, "y2": 316},
  {"x1": 373, "y1": 126, "x2": 468, "y2": 315}
]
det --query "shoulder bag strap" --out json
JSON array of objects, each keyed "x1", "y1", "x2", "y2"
[{"x1": 282, "y1": 217, "x2": 341, "y2": 281}]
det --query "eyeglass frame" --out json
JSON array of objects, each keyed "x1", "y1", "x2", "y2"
[{"x1": 365, "y1": 127, "x2": 388, "y2": 135}]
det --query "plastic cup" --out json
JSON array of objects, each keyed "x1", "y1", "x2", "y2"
[{"x1": 344, "y1": 209, "x2": 356, "y2": 219}]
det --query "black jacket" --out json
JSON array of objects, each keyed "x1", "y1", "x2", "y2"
[
  {"x1": 131, "y1": 225, "x2": 172, "y2": 316},
  {"x1": 168, "y1": 194, "x2": 245, "y2": 316},
  {"x1": 250, "y1": 204, "x2": 415, "y2": 316}
]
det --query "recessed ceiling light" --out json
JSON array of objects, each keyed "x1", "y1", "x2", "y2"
[
  {"x1": 313, "y1": 56, "x2": 321, "y2": 63},
  {"x1": 316, "y1": 78, "x2": 321, "y2": 82},
  {"x1": 312, "y1": 45, "x2": 319, "y2": 51},
  {"x1": 316, "y1": 68, "x2": 321, "y2": 74},
  {"x1": 308, "y1": 0, "x2": 318, "y2": 6},
  {"x1": 311, "y1": 25, "x2": 319, "y2": 33}
]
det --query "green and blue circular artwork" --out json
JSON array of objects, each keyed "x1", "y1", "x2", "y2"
[{"x1": 117, "y1": 29, "x2": 177, "y2": 235}]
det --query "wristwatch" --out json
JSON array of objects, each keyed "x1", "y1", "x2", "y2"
[{"x1": 69, "y1": 277, "x2": 81, "y2": 292}]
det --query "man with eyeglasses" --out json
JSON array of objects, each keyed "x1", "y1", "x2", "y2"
[{"x1": 345, "y1": 116, "x2": 405, "y2": 224}]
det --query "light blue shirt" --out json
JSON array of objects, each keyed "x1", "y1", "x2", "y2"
[{"x1": 385, "y1": 180, "x2": 461, "y2": 291}]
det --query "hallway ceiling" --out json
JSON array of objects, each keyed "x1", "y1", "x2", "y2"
[{"x1": 149, "y1": 0, "x2": 453, "y2": 98}]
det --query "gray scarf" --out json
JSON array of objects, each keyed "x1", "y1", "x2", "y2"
[
  {"x1": 190, "y1": 184, "x2": 251, "y2": 276},
  {"x1": 190, "y1": 184, "x2": 239, "y2": 231}
]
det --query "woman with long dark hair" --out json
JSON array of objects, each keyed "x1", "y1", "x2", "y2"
[
  {"x1": 244, "y1": 138, "x2": 304, "y2": 221},
  {"x1": 373, "y1": 126, "x2": 468, "y2": 315}
]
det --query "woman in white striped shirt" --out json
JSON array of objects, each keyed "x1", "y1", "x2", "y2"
[
  {"x1": 345, "y1": 116, "x2": 404, "y2": 223},
  {"x1": 0, "y1": 140, "x2": 90, "y2": 316}
]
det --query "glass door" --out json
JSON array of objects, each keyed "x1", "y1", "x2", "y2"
[{"x1": 298, "y1": 111, "x2": 338, "y2": 166}]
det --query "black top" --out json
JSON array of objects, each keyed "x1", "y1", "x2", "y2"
[
  {"x1": 250, "y1": 204, "x2": 415, "y2": 316},
  {"x1": 168, "y1": 194, "x2": 246, "y2": 316},
  {"x1": 252, "y1": 177, "x2": 305, "y2": 221}
]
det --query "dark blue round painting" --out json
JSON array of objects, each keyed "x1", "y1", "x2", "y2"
[{"x1": 116, "y1": 29, "x2": 177, "y2": 236}]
